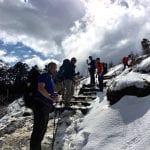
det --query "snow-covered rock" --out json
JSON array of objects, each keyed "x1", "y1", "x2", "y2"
[
  {"x1": 0, "y1": 98, "x2": 32, "y2": 137},
  {"x1": 107, "y1": 72, "x2": 150, "y2": 105},
  {"x1": 134, "y1": 56, "x2": 150, "y2": 73},
  {"x1": 109, "y1": 72, "x2": 150, "y2": 91},
  {"x1": 106, "y1": 56, "x2": 150, "y2": 105}
]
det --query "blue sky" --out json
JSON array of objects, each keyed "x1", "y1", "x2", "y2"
[
  {"x1": 0, "y1": 0, "x2": 150, "y2": 70},
  {"x1": 0, "y1": 40, "x2": 63, "y2": 65},
  {"x1": 0, "y1": 40, "x2": 37, "y2": 59}
]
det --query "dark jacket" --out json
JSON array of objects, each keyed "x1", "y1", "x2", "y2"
[
  {"x1": 88, "y1": 60, "x2": 96, "y2": 73},
  {"x1": 56, "y1": 59, "x2": 76, "y2": 81},
  {"x1": 63, "y1": 63, "x2": 76, "y2": 80}
]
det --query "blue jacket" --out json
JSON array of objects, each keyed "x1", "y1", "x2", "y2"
[{"x1": 36, "y1": 73, "x2": 54, "y2": 105}]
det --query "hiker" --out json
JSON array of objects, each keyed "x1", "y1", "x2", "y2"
[
  {"x1": 30, "y1": 62, "x2": 58, "y2": 150},
  {"x1": 96, "y1": 58, "x2": 104, "y2": 92},
  {"x1": 62, "y1": 57, "x2": 78, "y2": 107},
  {"x1": 122, "y1": 56, "x2": 129, "y2": 70},
  {"x1": 54, "y1": 59, "x2": 71, "y2": 101},
  {"x1": 87, "y1": 56, "x2": 96, "y2": 86}
]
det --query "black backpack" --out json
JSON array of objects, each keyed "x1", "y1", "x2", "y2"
[
  {"x1": 55, "y1": 59, "x2": 70, "y2": 83},
  {"x1": 23, "y1": 67, "x2": 40, "y2": 108}
]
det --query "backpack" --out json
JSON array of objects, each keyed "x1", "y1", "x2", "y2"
[
  {"x1": 55, "y1": 59, "x2": 70, "y2": 82},
  {"x1": 23, "y1": 67, "x2": 40, "y2": 108}
]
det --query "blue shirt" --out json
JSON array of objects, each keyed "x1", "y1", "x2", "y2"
[{"x1": 36, "y1": 73, "x2": 55, "y2": 105}]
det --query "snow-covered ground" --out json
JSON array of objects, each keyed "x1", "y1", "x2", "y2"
[
  {"x1": 64, "y1": 93, "x2": 150, "y2": 150},
  {"x1": 0, "y1": 98, "x2": 84, "y2": 150},
  {"x1": 1, "y1": 56, "x2": 150, "y2": 150},
  {"x1": 1, "y1": 91, "x2": 150, "y2": 150}
]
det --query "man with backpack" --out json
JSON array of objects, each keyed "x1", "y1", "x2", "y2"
[
  {"x1": 54, "y1": 59, "x2": 71, "y2": 97},
  {"x1": 87, "y1": 56, "x2": 96, "y2": 86},
  {"x1": 29, "y1": 62, "x2": 58, "y2": 150},
  {"x1": 56, "y1": 57, "x2": 78, "y2": 107}
]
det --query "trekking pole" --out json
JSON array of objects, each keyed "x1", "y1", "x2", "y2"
[
  {"x1": 51, "y1": 96, "x2": 63, "y2": 150},
  {"x1": 51, "y1": 102, "x2": 58, "y2": 150}
]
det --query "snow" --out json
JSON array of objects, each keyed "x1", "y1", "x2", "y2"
[
  {"x1": 0, "y1": 98, "x2": 32, "y2": 128},
  {"x1": 109, "y1": 71, "x2": 150, "y2": 91},
  {"x1": 7, "y1": 98, "x2": 25, "y2": 115},
  {"x1": 135, "y1": 56, "x2": 150, "y2": 73},
  {"x1": 1, "y1": 58, "x2": 150, "y2": 150},
  {"x1": 1, "y1": 90, "x2": 150, "y2": 150},
  {"x1": 66, "y1": 93, "x2": 150, "y2": 150},
  {"x1": 105, "y1": 64, "x2": 124, "y2": 77},
  {"x1": 0, "y1": 98, "x2": 32, "y2": 138}
]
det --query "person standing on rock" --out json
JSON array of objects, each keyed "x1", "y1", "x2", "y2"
[{"x1": 30, "y1": 62, "x2": 58, "y2": 150}]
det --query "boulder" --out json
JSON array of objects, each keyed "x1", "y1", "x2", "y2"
[
  {"x1": 107, "y1": 72, "x2": 150, "y2": 105},
  {"x1": 107, "y1": 85, "x2": 150, "y2": 105}
]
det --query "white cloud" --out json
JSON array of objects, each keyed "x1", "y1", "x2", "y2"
[
  {"x1": 0, "y1": 49, "x2": 19, "y2": 63},
  {"x1": 3, "y1": 56, "x2": 19, "y2": 63},
  {"x1": 62, "y1": 0, "x2": 150, "y2": 65},
  {"x1": 24, "y1": 55, "x2": 60, "y2": 69},
  {"x1": 0, "y1": 0, "x2": 85, "y2": 57},
  {"x1": 23, "y1": 54, "x2": 29, "y2": 58},
  {"x1": 1, "y1": 0, "x2": 150, "y2": 70},
  {"x1": 0, "y1": 49, "x2": 7, "y2": 56}
]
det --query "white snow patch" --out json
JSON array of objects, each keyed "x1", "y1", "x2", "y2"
[
  {"x1": 135, "y1": 56, "x2": 150, "y2": 73},
  {"x1": 109, "y1": 72, "x2": 150, "y2": 91},
  {"x1": 0, "y1": 98, "x2": 32, "y2": 134},
  {"x1": 106, "y1": 64, "x2": 123, "y2": 77}
]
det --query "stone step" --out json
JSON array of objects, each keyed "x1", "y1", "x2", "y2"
[{"x1": 72, "y1": 95, "x2": 96, "y2": 100}]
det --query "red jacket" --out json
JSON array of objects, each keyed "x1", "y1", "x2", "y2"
[
  {"x1": 96, "y1": 62, "x2": 103, "y2": 75},
  {"x1": 122, "y1": 57, "x2": 128, "y2": 64}
]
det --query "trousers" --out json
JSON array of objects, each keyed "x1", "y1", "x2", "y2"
[{"x1": 30, "y1": 97, "x2": 54, "y2": 150}]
